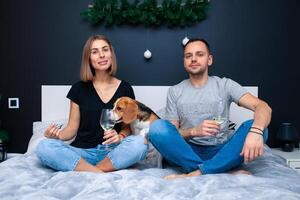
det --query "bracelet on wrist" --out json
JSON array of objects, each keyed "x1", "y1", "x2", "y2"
[
  {"x1": 250, "y1": 126, "x2": 264, "y2": 133},
  {"x1": 249, "y1": 130, "x2": 263, "y2": 136},
  {"x1": 119, "y1": 132, "x2": 127, "y2": 139}
]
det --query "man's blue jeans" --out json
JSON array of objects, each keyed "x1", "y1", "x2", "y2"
[
  {"x1": 36, "y1": 135, "x2": 148, "y2": 171},
  {"x1": 148, "y1": 119, "x2": 268, "y2": 174}
]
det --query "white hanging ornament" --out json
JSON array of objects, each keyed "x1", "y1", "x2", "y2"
[
  {"x1": 144, "y1": 49, "x2": 152, "y2": 59},
  {"x1": 182, "y1": 36, "x2": 189, "y2": 46}
]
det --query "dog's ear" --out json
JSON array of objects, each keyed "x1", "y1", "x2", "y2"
[{"x1": 122, "y1": 98, "x2": 139, "y2": 124}]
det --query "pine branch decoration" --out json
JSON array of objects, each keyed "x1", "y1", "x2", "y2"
[{"x1": 81, "y1": 0, "x2": 210, "y2": 27}]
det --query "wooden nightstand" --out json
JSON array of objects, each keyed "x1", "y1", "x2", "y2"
[{"x1": 271, "y1": 148, "x2": 300, "y2": 172}]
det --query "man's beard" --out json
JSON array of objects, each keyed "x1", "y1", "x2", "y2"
[{"x1": 186, "y1": 66, "x2": 207, "y2": 76}]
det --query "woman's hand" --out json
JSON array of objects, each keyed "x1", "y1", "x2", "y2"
[
  {"x1": 102, "y1": 129, "x2": 122, "y2": 145},
  {"x1": 240, "y1": 132, "x2": 264, "y2": 164},
  {"x1": 44, "y1": 124, "x2": 62, "y2": 139},
  {"x1": 191, "y1": 120, "x2": 220, "y2": 137}
]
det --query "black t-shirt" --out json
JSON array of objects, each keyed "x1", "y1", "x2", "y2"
[{"x1": 67, "y1": 80, "x2": 135, "y2": 148}]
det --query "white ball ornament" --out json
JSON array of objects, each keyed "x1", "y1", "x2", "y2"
[
  {"x1": 182, "y1": 37, "x2": 189, "y2": 46},
  {"x1": 144, "y1": 49, "x2": 152, "y2": 59}
]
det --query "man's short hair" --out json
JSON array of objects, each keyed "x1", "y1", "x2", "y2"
[{"x1": 184, "y1": 38, "x2": 211, "y2": 53}]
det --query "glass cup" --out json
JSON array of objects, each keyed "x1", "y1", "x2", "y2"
[
  {"x1": 213, "y1": 100, "x2": 225, "y2": 125},
  {"x1": 100, "y1": 109, "x2": 116, "y2": 150}
]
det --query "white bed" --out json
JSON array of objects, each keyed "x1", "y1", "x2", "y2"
[{"x1": 1, "y1": 85, "x2": 300, "y2": 200}]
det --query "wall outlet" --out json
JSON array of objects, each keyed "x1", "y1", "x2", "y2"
[{"x1": 8, "y1": 98, "x2": 19, "y2": 109}]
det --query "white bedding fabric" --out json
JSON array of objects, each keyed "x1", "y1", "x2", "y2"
[{"x1": 1, "y1": 147, "x2": 300, "y2": 200}]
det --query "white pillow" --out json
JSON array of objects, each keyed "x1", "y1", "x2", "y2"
[
  {"x1": 27, "y1": 119, "x2": 69, "y2": 154},
  {"x1": 155, "y1": 107, "x2": 166, "y2": 119}
]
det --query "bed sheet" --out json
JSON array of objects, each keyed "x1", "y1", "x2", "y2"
[{"x1": 1, "y1": 147, "x2": 300, "y2": 200}]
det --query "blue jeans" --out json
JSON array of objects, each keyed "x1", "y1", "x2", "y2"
[
  {"x1": 148, "y1": 119, "x2": 268, "y2": 174},
  {"x1": 36, "y1": 135, "x2": 148, "y2": 171}
]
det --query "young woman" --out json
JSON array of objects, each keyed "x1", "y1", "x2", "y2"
[{"x1": 36, "y1": 35, "x2": 147, "y2": 173}]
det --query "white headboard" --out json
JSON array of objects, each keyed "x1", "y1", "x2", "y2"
[{"x1": 42, "y1": 85, "x2": 257, "y2": 128}]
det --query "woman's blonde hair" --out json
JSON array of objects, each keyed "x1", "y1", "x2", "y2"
[{"x1": 80, "y1": 35, "x2": 117, "y2": 81}]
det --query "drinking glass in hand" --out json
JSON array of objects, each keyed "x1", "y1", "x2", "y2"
[
  {"x1": 213, "y1": 116, "x2": 225, "y2": 125},
  {"x1": 213, "y1": 100, "x2": 225, "y2": 125},
  {"x1": 100, "y1": 109, "x2": 116, "y2": 150}
]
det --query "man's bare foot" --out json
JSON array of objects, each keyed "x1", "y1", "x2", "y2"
[
  {"x1": 230, "y1": 169, "x2": 252, "y2": 175},
  {"x1": 164, "y1": 173, "x2": 189, "y2": 180},
  {"x1": 164, "y1": 169, "x2": 202, "y2": 180}
]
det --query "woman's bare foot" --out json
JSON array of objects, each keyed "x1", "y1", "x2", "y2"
[
  {"x1": 92, "y1": 168, "x2": 104, "y2": 173},
  {"x1": 75, "y1": 158, "x2": 103, "y2": 173},
  {"x1": 164, "y1": 169, "x2": 202, "y2": 180},
  {"x1": 96, "y1": 157, "x2": 116, "y2": 172},
  {"x1": 230, "y1": 169, "x2": 252, "y2": 175}
]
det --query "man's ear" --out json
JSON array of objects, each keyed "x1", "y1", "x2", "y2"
[
  {"x1": 122, "y1": 101, "x2": 138, "y2": 124},
  {"x1": 208, "y1": 54, "x2": 213, "y2": 66}
]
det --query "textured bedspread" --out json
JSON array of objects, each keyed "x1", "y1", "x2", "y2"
[{"x1": 1, "y1": 147, "x2": 300, "y2": 200}]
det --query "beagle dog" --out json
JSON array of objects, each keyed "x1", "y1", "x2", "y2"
[
  {"x1": 113, "y1": 96, "x2": 159, "y2": 142},
  {"x1": 113, "y1": 96, "x2": 162, "y2": 168}
]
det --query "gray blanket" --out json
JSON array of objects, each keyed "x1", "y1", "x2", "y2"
[{"x1": 1, "y1": 147, "x2": 300, "y2": 200}]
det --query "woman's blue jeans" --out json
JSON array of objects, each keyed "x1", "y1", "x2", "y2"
[
  {"x1": 148, "y1": 119, "x2": 268, "y2": 174},
  {"x1": 36, "y1": 135, "x2": 148, "y2": 171}
]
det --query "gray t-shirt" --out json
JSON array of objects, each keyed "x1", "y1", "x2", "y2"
[{"x1": 165, "y1": 76, "x2": 248, "y2": 145}]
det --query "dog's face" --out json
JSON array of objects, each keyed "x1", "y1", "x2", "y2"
[{"x1": 113, "y1": 97, "x2": 139, "y2": 124}]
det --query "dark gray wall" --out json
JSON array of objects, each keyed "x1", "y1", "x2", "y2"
[{"x1": 1, "y1": 0, "x2": 300, "y2": 153}]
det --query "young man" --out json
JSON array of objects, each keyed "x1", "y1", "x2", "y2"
[{"x1": 148, "y1": 38, "x2": 272, "y2": 179}]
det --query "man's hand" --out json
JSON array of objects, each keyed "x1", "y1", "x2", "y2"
[
  {"x1": 191, "y1": 120, "x2": 220, "y2": 137},
  {"x1": 240, "y1": 132, "x2": 264, "y2": 163},
  {"x1": 102, "y1": 129, "x2": 122, "y2": 145}
]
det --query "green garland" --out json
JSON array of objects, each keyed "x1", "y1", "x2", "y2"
[{"x1": 80, "y1": 0, "x2": 210, "y2": 27}]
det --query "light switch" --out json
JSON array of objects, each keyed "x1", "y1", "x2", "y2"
[{"x1": 8, "y1": 98, "x2": 19, "y2": 109}]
